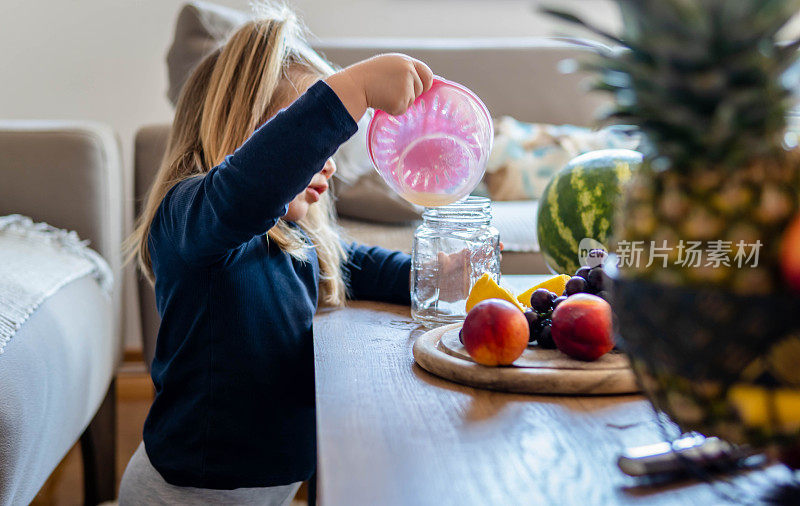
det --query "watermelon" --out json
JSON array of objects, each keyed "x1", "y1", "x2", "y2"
[{"x1": 537, "y1": 149, "x2": 642, "y2": 275}]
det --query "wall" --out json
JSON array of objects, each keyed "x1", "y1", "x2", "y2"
[
  {"x1": 0, "y1": 0, "x2": 619, "y2": 348},
  {"x1": 290, "y1": 0, "x2": 619, "y2": 38},
  {"x1": 0, "y1": 0, "x2": 619, "y2": 176}
]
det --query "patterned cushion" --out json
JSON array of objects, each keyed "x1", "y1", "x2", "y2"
[{"x1": 484, "y1": 117, "x2": 640, "y2": 201}]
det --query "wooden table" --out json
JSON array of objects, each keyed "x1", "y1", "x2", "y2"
[{"x1": 313, "y1": 275, "x2": 784, "y2": 505}]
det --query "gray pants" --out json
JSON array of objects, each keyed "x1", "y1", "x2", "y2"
[{"x1": 119, "y1": 442, "x2": 301, "y2": 506}]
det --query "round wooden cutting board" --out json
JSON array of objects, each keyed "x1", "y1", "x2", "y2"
[{"x1": 412, "y1": 323, "x2": 639, "y2": 395}]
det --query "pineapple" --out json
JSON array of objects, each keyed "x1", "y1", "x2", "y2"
[{"x1": 548, "y1": 0, "x2": 800, "y2": 294}]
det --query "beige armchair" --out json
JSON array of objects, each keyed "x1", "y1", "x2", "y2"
[{"x1": 0, "y1": 120, "x2": 124, "y2": 505}]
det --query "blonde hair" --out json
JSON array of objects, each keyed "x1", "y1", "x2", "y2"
[{"x1": 127, "y1": 6, "x2": 347, "y2": 306}]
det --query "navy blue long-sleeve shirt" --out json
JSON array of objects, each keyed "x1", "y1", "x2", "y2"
[{"x1": 143, "y1": 81, "x2": 411, "y2": 489}]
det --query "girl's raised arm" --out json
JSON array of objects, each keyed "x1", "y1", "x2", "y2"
[
  {"x1": 155, "y1": 80, "x2": 356, "y2": 266},
  {"x1": 154, "y1": 54, "x2": 432, "y2": 267},
  {"x1": 326, "y1": 53, "x2": 434, "y2": 121}
]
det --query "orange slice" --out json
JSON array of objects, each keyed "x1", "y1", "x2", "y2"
[
  {"x1": 465, "y1": 273, "x2": 525, "y2": 313},
  {"x1": 516, "y1": 274, "x2": 571, "y2": 308}
]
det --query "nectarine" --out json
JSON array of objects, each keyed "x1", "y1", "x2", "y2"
[
  {"x1": 551, "y1": 294, "x2": 613, "y2": 361},
  {"x1": 462, "y1": 299, "x2": 529, "y2": 366}
]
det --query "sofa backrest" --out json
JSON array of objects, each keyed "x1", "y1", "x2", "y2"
[
  {"x1": 134, "y1": 124, "x2": 170, "y2": 367},
  {"x1": 314, "y1": 38, "x2": 610, "y2": 125}
]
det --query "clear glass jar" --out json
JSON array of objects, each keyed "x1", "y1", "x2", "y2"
[{"x1": 411, "y1": 196, "x2": 501, "y2": 328}]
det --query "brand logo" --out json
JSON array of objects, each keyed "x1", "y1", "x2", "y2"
[{"x1": 578, "y1": 238, "x2": 609, "y2": 268}]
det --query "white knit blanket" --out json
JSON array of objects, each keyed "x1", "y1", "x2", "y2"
[{"x1": 0, "y1": 215, "x2": 112, "y2": 354}]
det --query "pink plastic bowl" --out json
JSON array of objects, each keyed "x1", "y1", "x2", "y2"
[{"x1": 367, "y1": 77, "x2": 493, "y2": 207}]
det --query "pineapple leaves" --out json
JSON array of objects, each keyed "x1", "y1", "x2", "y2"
[
  {"x1": 751, "y1": 0, "x2": 800, "y2": 37},
  {"x1": 543, "y1": 0, "x2": 800, "y2": 172},
  {"x1": 539, "y1": 8, "x2": 624, "y2": 46},
  {"x1": 778, "y1": 38, "x2": 800, "y2": 68}
]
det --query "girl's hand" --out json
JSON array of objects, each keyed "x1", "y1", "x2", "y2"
[
  {"x1": 326, "y1": 54, "x2": 434, "y2": 121},
  {"x1": 435, "y1": 242, "x2": 504, "y2": 303},
  {"x1": 436, "y1": 249, "x2": 471, "y2": 303}
]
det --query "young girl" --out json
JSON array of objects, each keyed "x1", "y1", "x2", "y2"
[{"x1": 120, "y1": 8, "x2": 433, "y2": 505}]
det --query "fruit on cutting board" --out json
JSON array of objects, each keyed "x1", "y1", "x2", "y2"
[
  {"x1": 727, "y1": 384, "x2": 800, "y2": 432},
  {"x1": 465, "y1": 273, "x2": 525, "y2": 313},
  {"x1": 780, "y1": 213, "x2": 800, "y2": 291},
  {"x1": 560, "y1": 259, "x2": 611, "y2": 301},
  {"x1": 462, "y1": 299, "x2": 529, "y2": 366},
  {"x1": 537, "y1": 149, "x2": 641, "y2": 275},
  {"x1": 551, "y1": 294, "x2": 613, "y2": 361},
  {"x1": 523, "y1": 288, "x2": 558, "y2": 349},
  {"x1": 516, "y1": 274, "x2": 571, "y2": 307}
]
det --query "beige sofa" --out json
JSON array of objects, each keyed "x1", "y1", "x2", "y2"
[{"x1": 134, "y1": 37, "x2": 609, "y2": 366}]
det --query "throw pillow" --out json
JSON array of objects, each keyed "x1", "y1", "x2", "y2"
[
  {"x1": 485, "y1": 116, "x2": 640, "y2": 201},
  {"x1": 166, "y1": 2, "x2": 248, "y2": 106}
]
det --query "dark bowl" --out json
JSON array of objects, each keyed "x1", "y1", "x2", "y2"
[{"x1": 612, "y1": 276, "x2": 800, "y2": 450}]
